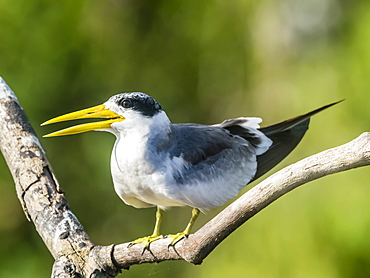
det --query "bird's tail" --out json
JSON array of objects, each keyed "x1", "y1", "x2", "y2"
[{"x1": 251, "y1": 100, "x2": 343, "y2": 182}]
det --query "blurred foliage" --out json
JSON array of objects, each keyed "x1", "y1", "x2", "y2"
[{"x1": 0, "y1": 0, "x2": 370, "y2": 277}]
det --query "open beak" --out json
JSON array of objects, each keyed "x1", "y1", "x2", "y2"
[{"x1": 41, "y1": 104, "x2": 124, "y2": 137}]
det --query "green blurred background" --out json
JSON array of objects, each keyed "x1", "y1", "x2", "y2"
[{"x1": 1, "y1": 0, "x2": 369, "y2": 277}]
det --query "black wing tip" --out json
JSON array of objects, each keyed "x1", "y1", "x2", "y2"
[
  {"x1": 259, "y1": 99, "x2": 343, "y2": 135},
  {"x1": 290, "y1": 99, "x2": 344, "y2": 126},
  {"x1": 287, "y1": 99, "x2": 344, "y2": 122},
  {"x1": 308, "y1": 99, "x2": 344, "y2": 115},
  {"x1": 251, "y1": 99, "x2": 343, "y2": 182}
]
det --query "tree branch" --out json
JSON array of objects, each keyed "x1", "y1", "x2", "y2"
[{"x1": 1, "y1": 77, "x2": 369, "y2": 277}]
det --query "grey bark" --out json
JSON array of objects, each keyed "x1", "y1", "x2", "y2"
[{"x1": 1, "y1": 77, "x2": 369, "y2": 277}]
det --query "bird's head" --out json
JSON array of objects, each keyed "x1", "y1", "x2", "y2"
[{"x1": 42, "y1": 92, "x2": 165, "y2": 137}]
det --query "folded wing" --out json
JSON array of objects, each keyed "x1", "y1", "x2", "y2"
[{"x1": 219, "y1": 101, "x2": 342, "y2": 182}]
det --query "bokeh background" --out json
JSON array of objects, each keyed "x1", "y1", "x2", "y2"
[{"x1": 1, "y1": 0, "x2": 370, "y2": 277}]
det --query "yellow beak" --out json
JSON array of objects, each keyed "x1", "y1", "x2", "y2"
[{"x1": 41, "y1": 104, "x2": 124, "y2": 137}]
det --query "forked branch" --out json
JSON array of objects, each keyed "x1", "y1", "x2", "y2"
[{"x1": 1, "y1": 77, "x2": 369, "y2": 277}]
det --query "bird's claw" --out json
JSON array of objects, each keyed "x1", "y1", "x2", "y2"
[
  {"x1": 167, "y1": 232, "x2": 189, "y2": 248},
  {"x1": 128, "y1": 235, "x2": 163, "y2": 254}
]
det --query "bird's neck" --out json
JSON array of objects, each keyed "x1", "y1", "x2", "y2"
[
  {"x1": 111, "y1": 111, "x2": 171, "y2": 175},
  {"x1": 118, "y1": 111, "x2": 171, "y2": 143}
]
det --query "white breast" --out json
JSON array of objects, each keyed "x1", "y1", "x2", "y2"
[{"x1": 110, "y1": 112, "x2": 185, "y2": 208}]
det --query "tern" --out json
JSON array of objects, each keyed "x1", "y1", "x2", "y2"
[{"x1": 42, "y1": 93, "x2": 340, "y2": 250}]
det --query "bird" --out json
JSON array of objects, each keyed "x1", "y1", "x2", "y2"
[{"x1": 42, "y1": 93, "x2": 340, "y2": 251}]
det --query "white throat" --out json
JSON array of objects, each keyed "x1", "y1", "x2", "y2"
[{"x1": 112, "y1": 110, "x2": 170, "y2": 138}]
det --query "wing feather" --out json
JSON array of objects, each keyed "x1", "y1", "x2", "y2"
[{"x1": 154, "y1": 124, "x2": 268, "y2": 208}]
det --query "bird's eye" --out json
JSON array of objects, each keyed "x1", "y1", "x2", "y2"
[{"x1": 120, "y1": 99, "x2": 133, "y2": 108}]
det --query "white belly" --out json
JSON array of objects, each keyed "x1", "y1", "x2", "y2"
[{"x1": 111, "y1": 137, "x2": 184, "y2": 208}]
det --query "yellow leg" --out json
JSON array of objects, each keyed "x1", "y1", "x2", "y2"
[
  {"x1": 168, "y1": 208, "x2": 200, "y2": 247},
  {"x1": 128, "y1": 207, "x2": 164, "y2": 252},
  {"x1": 152, "y1": 206, "x2": 163, "y2": 236}
]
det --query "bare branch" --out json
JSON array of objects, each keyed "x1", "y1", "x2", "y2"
[
  {"x1": 1, "y1": 77, "x2": 369, "y2": 276},
  {"x1": 0, "y1": 78, "x2": 118, "y2": 277}
]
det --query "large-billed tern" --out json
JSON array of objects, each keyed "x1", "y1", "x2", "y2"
[{"x1": 42, "y1": 93, "x2": 339, "y2": 250}]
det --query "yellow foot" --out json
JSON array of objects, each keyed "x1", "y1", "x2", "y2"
[
  {"x1": 167, "y1": 232, "x2": 188, "y2": 248},
  {"x1": 128, "y1": 235, "x2": 163, "y2": 254}
]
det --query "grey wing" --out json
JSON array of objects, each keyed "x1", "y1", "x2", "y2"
[
  {"x1": 213, "y1": 117, "x2": 272, "y2": 155},
  {"x1": 162, "y1": 124, "x2": 271, "y2": 209}
]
